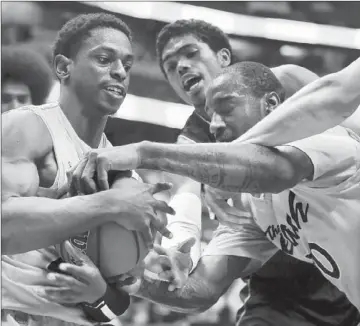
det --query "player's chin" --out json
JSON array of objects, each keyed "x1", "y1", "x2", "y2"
[{"x1": 99, "y1": 100, "x2": 123, "y2": 115}]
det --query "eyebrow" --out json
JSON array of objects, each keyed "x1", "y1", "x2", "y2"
[
  {"x1": 92, "y1": 46, "x2": 134, "y2": 61},
  {"x1": 162, "y1": 44, "x2": 198, "y2": 64}
]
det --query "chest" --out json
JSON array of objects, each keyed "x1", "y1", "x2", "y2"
[
  {"x1": 37, "y1": 149, "x2": 59, "y2": 188},
  {"x1": 249, "y1": 191, "x2": 312, "y2": 261}
]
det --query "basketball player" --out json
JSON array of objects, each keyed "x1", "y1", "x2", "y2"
[
  {"x1": 73, "y1": 62, "x2": 360, "y2": 315},
  {"x1": 2, "y1": 13, "x2": 176, "y2": 326},
  {"x1": 236, "y1": 57, "x2": 360, "y2": 145},
  {"x1": 1, "y1": 45, "x2": 53, "y2": 113},
  {"x1": 144, "y1": 20, "x2": 359, "y2": 325}
]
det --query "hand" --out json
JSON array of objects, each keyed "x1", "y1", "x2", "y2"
[
  {"x1": 204, "y1": 186, "x2": 252, "y2": 230},
  {"x1": 69, "y1": 144, "x2": 142, "y2": 194},
  {"x1": 147, "y1": 238, "x2": 195, "y2": 291},
  {"x1": 38, "y1": 241, "x2": 107, "y2": 304},
  {"x1": 104, "y1": 181, "x2": 175, "y2": 248}
]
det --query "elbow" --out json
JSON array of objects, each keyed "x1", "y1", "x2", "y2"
[{"x1": 271, "y1": 165, "x2": 305, "y2": 194}]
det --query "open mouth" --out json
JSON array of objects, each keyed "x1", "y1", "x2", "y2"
[
  {"x1": 183, "y1": 76, "x2": 202, "y2": 92},
  {"x1": 104, "y1": 85, "x2": 125, "y2": 97}
]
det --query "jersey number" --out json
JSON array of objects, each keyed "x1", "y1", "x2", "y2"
[{"x1": 306, "y1": 242, "x2": 340, "y2": 279}]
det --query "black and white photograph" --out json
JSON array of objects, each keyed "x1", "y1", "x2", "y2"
[{"x1": 2, "y1": 1, "x2": 360, "y2": 326}]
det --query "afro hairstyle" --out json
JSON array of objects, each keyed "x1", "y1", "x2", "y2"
[{"x1": 2, "y1": 45, "x2": 54, "y2": 105}]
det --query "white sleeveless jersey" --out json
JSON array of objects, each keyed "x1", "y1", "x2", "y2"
[
  {"x1": 203, "y1": 126, "x2": 360, "y2": 310},
  {"x1": 251, "y1": 126, "x2": 360, "y2": 310},
  {"x1": 2, "y1": 103, "x2": 112, "y2": 326}
]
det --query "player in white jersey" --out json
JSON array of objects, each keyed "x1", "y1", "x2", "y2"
[
  {"x1": 72, "y1": 61, "x2": 360, "y2": 313},
  {"x1": 236, "y1": 56, "x2": 360, "y2": 145},
  {"x1": 1, "y1": 13, "x2": 181, "y2": 326}
]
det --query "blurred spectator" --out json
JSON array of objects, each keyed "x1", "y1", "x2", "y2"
[{"x1": 1, "y1": 45, "x2": 53, "y2": 113}]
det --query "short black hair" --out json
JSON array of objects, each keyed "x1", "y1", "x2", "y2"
[
  {"x1": 53, "y1": 13, "x2": 132, "y2": 61},
  {"x1": 220, "y1": 61, "x2": 286, "y2": 102},
  {"x1": 156, "y1": 19, "x2": 233, "y2": 76},
  {"x1": 1, "y1": 45, "x2": 53, "y2": 105}
]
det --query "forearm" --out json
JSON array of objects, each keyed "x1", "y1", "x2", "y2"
[
  {"x1": 2, "y1": 193, "x2": 113, "y2": 254},
  {"x1": 138, "y1": 141, "x2": 294, "y2": 193},
  {"x1": 237, "y1": 59, "x2": 360, "y2": 146},
  {"x1": 134, "y1": 277, "x2": 216, "y2": 314}
]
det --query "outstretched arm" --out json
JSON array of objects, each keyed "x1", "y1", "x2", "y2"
[
  {"x1": 136, "y1": 141, "x2": 313, "y2": 194},
  {"x1": 131, "y1": 254, "x2": 252, "y2": 314},
  {"x1": 236, "y1": 57, "x2": 360, "y2": 146}
]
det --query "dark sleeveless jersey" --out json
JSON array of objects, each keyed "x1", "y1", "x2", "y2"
[{"x1": 178, "y1": 111, "x2": 215, "y2": 143}]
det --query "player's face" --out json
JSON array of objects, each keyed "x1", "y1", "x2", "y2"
[
  {"x1": 162, "y1": 34, "x2": 228, "y2": 108},
  {"x1": 69, "y1": 27, "x2": 133, "y2": 115},
  {"x1": 1, "y1": 80, "x2": 32, "y2": 113},
  {"x1": 206, "y1": 75, "x2": 262, "y2": 142}
]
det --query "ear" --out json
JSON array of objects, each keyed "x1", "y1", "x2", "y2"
[
  {"x1": 54, "y1": 54, "x2": 73, "y2": 82},
  {"x1": 216, "y1": 48, "x2": 231, "y2": 68},
  {"x1": 261, "y1": 91, "x2": 281, "y2": 117}
]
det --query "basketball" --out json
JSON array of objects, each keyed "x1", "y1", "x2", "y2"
[
  {"x1": 58, "y1": 223, "x2": 149, "y2": 280},
  {"x1": 58, "y1": 172, "x2": 152, "y2": 280}
]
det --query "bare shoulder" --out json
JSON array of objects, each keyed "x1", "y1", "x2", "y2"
[{"x1": 2, "y1": 107, "x2": 53, "y2": 162}]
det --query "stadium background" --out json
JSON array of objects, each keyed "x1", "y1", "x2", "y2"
[{"x1": 2, "y1": 2, "x2": 360, "y2": 325}]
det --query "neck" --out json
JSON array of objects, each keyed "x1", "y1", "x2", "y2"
[{"x1": 59, "y1": 88, "x2": 108, "y2": 148}]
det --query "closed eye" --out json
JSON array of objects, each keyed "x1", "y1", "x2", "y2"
[{"x1": 186, "y1": 50, "x2": 198, "y2": 59}]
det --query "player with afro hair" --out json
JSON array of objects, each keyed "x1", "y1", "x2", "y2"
[{"x1": 2, "y1": 45, "x2": 54, "y2": 113}]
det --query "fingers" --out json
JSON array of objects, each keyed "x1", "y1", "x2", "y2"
[
  {"x1": 140, "y1": 226, "x2": 154, "y2": 250},
  {"x1": 152, "y1": 244, "x2": 168, "y2": 256},
  {"x1": 157, "y1": 270, "x2": 174, "y2": 282},
  {"x1": 69, "y1": 159, "x2": 89, "y2": 196},
  {"x1": 150, "y1": 215, "x2": 173, "y2": 239},
  {"x1": 46, "y1": 272, "x2": 84, "y2": 289},
  {"x1": 150, "y1": 182, "x2": 173, "y2": 195},
  {"x1": 153, "y1": 200, "x2": 176, "y2": 215},
  {"x1": 38, "y1": 286, "x2": 80, "y2": 304},
  {"x1": 81, "y1": 152, "x2": 98, "y2": 194},
  {"x1": 97, "y1": 155, "x2": 111, "y2": 191},
  {"x1": 177, "y1": 237, "x2": 196, "y2": 254}
]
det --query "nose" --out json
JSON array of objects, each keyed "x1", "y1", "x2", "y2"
[
  {"x1": 209, "y1": 113, "x2": 226, "y2": 135},
  {"x1": 177, "y1": 58, "x2": 191, "y2": 76},
  {"x1": 110, "y1": 60, "x2": 127, "y2": 81}
]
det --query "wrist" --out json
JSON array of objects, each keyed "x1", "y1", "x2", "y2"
[
  {"x1": 137, "y1": 141, "x2": 155, "y2": 170},
  {"x1": 82, "y1": 285, "x2": 130, "y2": 322},
  {"x1": 95, "y1": 190, "x2": 124, "y2": 222}
]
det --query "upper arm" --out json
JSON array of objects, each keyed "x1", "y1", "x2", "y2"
[{"x1": 2, "y1": 109, "x2": 51, "y2": 201}]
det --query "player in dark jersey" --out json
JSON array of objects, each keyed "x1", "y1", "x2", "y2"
[{"x1": 156, "y1": 19, "x2": 360, "y2": 326}]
